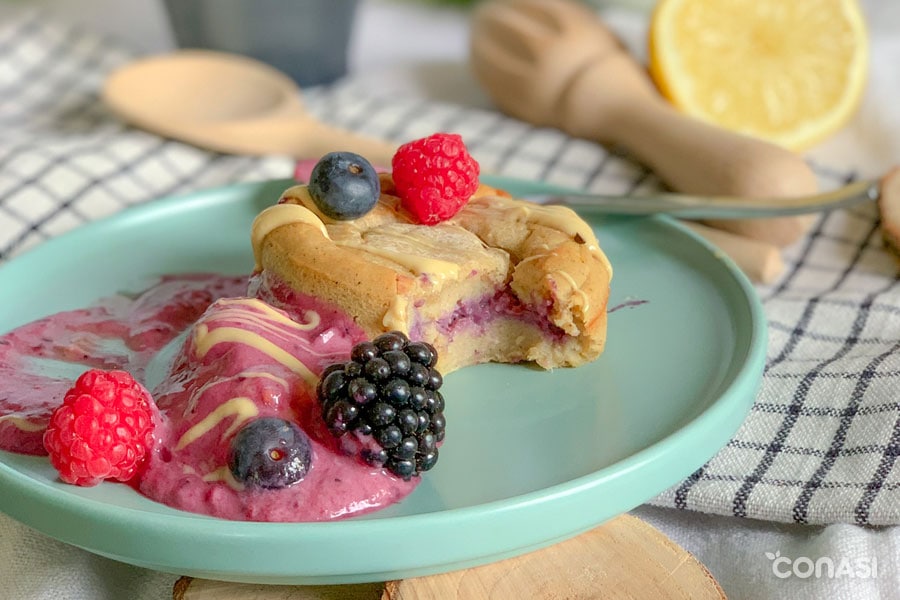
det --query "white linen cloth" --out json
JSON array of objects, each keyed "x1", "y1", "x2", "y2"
[{"x1": 0, "y1": 1, "x2": 899, "y2": 598}]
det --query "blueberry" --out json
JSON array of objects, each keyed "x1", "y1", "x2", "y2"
[
  {"x1": 308, "y1": 152, "x2": 380, "y2": 220},
  {"x1": 228, "y1": 418, "x2": 312, "y2": 489}
]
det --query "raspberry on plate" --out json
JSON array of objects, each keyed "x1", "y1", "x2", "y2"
[
  {"x1": 391, "y1": 132, "x2": 480, "y2": 225},
  {"x1": 43, "y1": 369, "x2": 157, "y2": 487}
]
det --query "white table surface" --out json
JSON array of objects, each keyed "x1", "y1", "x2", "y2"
[{"x1": 3, "y1": 1, "x2": 899, "y2": 598}]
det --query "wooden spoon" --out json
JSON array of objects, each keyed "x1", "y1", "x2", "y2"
[
  {"x1": 470, "y1": 0, "x2": 820, "y2": 247},
  {"x1": 102, "y1": 50, "x2": 400, "y2": 166}
]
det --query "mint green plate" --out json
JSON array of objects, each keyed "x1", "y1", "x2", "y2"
[{"x1": 0, "y1": 177, "x2": 766, "y2": 584}]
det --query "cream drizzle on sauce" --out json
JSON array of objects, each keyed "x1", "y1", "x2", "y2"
[
  {"x1": 182, "y1": 370, "x2": 290, "y2": 417},
  {"x1": 175, "y1": 396, "x2": 259, "y2": 451},
  {"x1": 191, "y1": 298, "x2": 320, "y2": 386},
  {"x1": 201, "y1": 465, "x2": 246, "y2": 491},
  {"x1": 194, "y1": 325, "x2": 317, "y2": 385},
  {"x1": 0, "y1": 415, "x2": 45, "y2": 432}
]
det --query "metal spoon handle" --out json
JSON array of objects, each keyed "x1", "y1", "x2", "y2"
[{"x1": 530, "y1": 179, "x2": 880, "y2": 219}]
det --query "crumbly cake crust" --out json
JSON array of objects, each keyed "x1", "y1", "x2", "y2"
[{"x1": 254, "y1": 182, "x2": 612, "y2": 372}]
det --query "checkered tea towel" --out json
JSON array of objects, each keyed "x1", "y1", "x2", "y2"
[{"x1": 2, "y1": 9, "x2": 900, "y2": 526}]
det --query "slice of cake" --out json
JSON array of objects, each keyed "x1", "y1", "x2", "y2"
[{"x1": 250, "y1": 134, "x2": 612, "y2": 373}]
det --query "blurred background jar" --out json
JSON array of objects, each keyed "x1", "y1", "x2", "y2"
[{"x1": 162, "y1": 0, "x2": 360, "y2": 87}]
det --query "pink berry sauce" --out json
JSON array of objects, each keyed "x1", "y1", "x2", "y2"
[{"x1": 0, "y1": 273, "x2": 418, "y2": 521}]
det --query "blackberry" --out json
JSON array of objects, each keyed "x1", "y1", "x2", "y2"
[{"x1": 317, "y1": 331, "x2": 445, "y2": 480}]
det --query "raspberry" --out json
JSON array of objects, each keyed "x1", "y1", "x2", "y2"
[
  {"x1": 43, "y1": 369, "x2": 157, "y2": 487},
  {"x1": 391, "y1": 132, "x2": 480, "y2": 225}
]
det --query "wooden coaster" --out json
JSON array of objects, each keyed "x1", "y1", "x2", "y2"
[{"x1": 173, "y1": 515, "x2": 726, "y2": 599}]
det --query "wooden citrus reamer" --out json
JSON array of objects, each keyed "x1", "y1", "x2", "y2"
[{"x1": 470, "y1": 0, "x2": 819, "y2": 253}]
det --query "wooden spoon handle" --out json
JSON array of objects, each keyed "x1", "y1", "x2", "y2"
[
  {"x1": 562, "y1": 59, "x2": 819, "y2": 247},
  {"x1": 204, "y1": 117, "x2": 399, "y2": 167},
  {"x1": 295, "y1": 121, "x2": 400, "y2": 168}
]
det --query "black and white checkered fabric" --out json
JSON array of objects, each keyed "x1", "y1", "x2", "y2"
[{"x1": 3, "y1": 11, "x2": 900, "y2": 526}]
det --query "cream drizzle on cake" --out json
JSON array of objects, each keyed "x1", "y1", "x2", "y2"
[
  {"x1": 253, "y1": 191, "x2": 474, "y2": 284},
  {"x1": 251, "y1": 204, "x2": 329, "y2": 270},
  {"x1": 252, "y1": 184, "x2": 611, "y2": 282},
  {"x1": 461, "y1": 195, "x2": 613, "y2": 276}
]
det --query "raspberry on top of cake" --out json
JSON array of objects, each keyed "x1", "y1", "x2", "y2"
[{"x1": 251, "y1": 133, "x2": 612, "y2": 373}]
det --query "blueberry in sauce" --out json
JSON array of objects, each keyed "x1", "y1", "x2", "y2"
[{"x1": 228, "y1": 417, "x2": 312, "y2": 489}]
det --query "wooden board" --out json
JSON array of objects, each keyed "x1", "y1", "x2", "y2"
[{"x1": 173, "y1": 515, "x2": 726, "y2": 599}]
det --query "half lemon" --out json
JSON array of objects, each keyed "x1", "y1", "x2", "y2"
[{"x1": 648, "y1": 0, "x2": 869, "y2": 150}]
